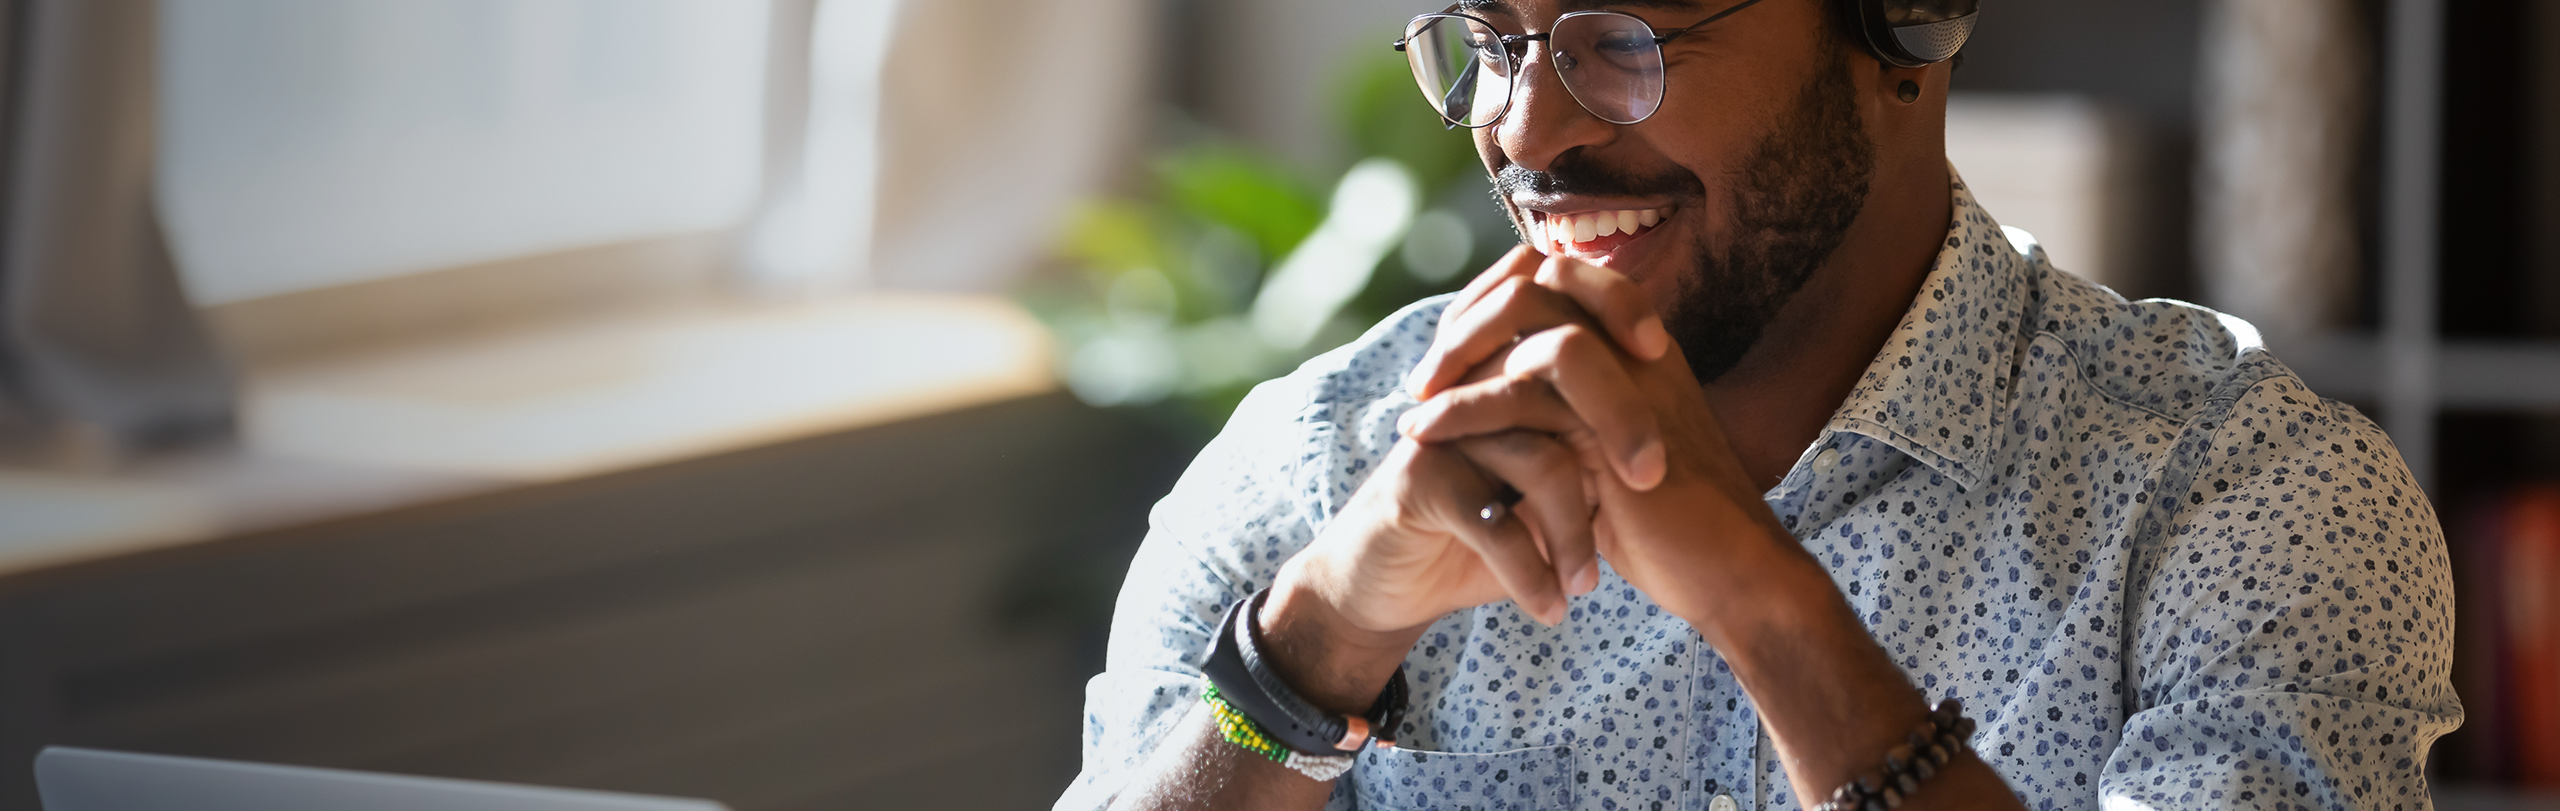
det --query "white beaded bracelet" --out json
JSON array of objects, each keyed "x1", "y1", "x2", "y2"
[{"x1": 1283, "y1": 751, "x2": 1358, "y2": 782}]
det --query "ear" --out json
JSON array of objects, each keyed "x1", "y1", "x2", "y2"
[
  {"x1": 1843, "y1": 47, "x2": 1938, "y2": 118},
  {"x1": 1868, "y1": 59, "x2": 1951, "y2": 160},
  {"x1": 1832, "y1": 15, "x2": 1940, "y2": 112},
  {"x1": 1885, "y1": 60, "x2": 1941, "y2": 106}
]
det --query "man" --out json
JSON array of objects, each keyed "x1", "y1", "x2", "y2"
[{"x1": 1059, "y1": 0, "x2": 2460, "y2": 808}]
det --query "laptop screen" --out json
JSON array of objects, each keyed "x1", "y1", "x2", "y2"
[{"x1": 36, "y1": 747, "x2": 732, "y2": 811}]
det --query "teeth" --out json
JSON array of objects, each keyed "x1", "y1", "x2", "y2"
[{"x1": 1537, "y1": 208, "x2": 1674, "y2": 252}]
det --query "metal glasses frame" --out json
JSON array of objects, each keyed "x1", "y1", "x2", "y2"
[{"x1": 1390, "y1": 0, "x2": 1771, "y2": 127}]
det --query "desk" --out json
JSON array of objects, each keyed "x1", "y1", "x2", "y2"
[{"x1": 0, "y1": 297, "x2": 1195, "y2": 810}]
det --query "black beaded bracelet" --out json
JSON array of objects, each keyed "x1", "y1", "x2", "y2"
[{"x1": 1812, "y1": 698, "x2": 1978, "y2": 811}]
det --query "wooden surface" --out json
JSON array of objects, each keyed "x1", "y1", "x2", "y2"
[
  {"x1": 0, "y1": 394, "x2": 1198, "y2": 810},
  {"x1": 0, "y1": 293, "x2": 1058, "y2": 584}
]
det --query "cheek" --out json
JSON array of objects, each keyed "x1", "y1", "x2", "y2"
[
  {"x1": 1634, "y1": 63, "x2": 1793, "y2": 175},
  {"x1": 1632, "y1": 118, "x2": 1747, "y2": 182},
  {"x1": 1473, "y1": 129, "x2": 1506, "y2": 173}
]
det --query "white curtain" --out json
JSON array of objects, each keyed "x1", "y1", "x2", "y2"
[
  {"x1": 159, "y1": 0, "x2": 771, "y2": 306},
  {"x1": 0, "y1": 0, "x2": 233, "y2": 464},
  {"x1": 747, "y1": 0, "x2": 1155, "y2": 295},
  {"x1": 2196, "y1": 0, "x2": 2367, "y2": 345},
  {"x1": 740, "y1": 0, "x2": 899, "y2": 297}
]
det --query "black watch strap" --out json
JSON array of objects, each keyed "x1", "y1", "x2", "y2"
[{"x1": 1201, "y1": 589, "x2": 1409, "y2": 755}]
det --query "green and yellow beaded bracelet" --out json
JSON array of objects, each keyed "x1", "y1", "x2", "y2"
[
  {"x1": 1202, "y1": 684, "x2": 1358, "y2": 780},
  {"x1": 1203, "y1": 685, "x2": 1291, "y2": 763}
]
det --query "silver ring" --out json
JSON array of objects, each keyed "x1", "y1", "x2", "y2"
[{"x1": 1478, "y1": 484, "x2": 1522, "y2": 523}]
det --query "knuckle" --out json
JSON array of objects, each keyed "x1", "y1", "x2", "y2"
[
  {"x1": 1489, "y1": 372, "x2": 1546, "y2": 401},
  {"x1": 1509, "y1": 329, "x2": 1569, "y2": 366},
  {"x1": 1444, "y1": 380, "x2": 1509, "y2": 414},
  {"x1": 1456, "y1": 355, "x2": 1512, "y2": 386},
  {"x1": 1552, "y1": 323, "x2": 1601, "y2": 352},
  {"x1": 1559, "y1": 261, "x2": 1601, "y2": 291},
  {"x1": 1470, "y1": 254, "x2": 1521, "y2": 290},
  {"x1": 1534, "y1": 256, "x2": 1571, "y2": 286}
]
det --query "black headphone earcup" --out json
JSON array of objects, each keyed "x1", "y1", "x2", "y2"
[
  {"x1": 1848, "y1": 0, "x2": 1979, "y2": 68},
  {"x1": 1883, "y1": 11, "x2": 1976, "y2": 65}
]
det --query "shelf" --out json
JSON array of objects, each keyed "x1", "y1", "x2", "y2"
[
  {"x1": 0, "y1": 293, "x2": 1056, "y2": 579},
  {"x1": 2287, "y1": 334, "x2": 2560, "y2": 410},
  {"x1": 2437, "y1": 785, "x2": 2560, "y2": 811}
]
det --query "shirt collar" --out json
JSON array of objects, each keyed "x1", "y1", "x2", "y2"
[{"x1": 1816, "y1": 170, "x2": 2035, "y2": 493}]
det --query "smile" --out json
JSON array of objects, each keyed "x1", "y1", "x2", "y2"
[{"x1": 1528, "y1": 207, "x2": 1674, "y2": 260}]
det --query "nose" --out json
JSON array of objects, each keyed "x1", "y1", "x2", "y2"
[{"x1": 1493, "y1": 43, "x2": 1617, "y2": 173}]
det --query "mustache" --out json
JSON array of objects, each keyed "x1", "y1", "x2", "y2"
[{"x1": 1492, "y1": 150, "x2": 1704, "y2": 201}]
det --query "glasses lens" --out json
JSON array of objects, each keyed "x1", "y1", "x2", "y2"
[
  {"x1": 1404, "y1": 15, "x2": 1511, "y2": 128},
  {"x1": 1551, "y1": 13, "x2": 1664, "y2": 124}
]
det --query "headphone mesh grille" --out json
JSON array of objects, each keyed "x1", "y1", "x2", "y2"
[{"x1": 1888, "y1": 13, "x2": 1977, "y2": 63}]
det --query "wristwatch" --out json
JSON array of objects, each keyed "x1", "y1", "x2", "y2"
[{"x1": 1202, "y1": 588, "x2": 1409, "y2": 756}]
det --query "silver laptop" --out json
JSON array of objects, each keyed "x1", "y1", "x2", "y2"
[{"x1": 35, "y1": 747, "x2": 731, "y2": 811}]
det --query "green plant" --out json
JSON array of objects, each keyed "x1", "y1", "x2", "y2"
[{"x1": 1025, "y1": 40, "x2": 1514, "y2": 424}]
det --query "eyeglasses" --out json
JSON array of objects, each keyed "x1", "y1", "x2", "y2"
[{"x1": 1392, "y1": 0, "x2": 1768, "y2": 128}]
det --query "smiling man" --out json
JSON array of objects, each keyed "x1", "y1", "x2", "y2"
[{"x1": 1058, "y1": 1, "x2": 2460, "y2": 809}]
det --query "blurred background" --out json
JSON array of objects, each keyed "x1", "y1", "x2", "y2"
[{"x1": 0, "y1": 0, "x2": 2548, "y2": 808}]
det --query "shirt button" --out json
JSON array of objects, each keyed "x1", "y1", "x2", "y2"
[
  {"x1": 1812, "y1": 447, "x2": 1841, "y2": 472},
  {"x1": 1711, "y1": 794, "x2": 1740, "y2": 811}
]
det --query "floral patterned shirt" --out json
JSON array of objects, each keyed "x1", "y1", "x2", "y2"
[{"x1": 1056, "y1": 175, "x2": 2461, "y2": 811}]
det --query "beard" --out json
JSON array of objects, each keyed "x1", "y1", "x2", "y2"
[{"x1": 1493, "y1": 47, "x2": 1876, "y2": 383}]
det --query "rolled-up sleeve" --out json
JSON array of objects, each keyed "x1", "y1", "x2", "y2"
[
  {"x1": 1051, "y1": 376, "x2": 1325, "y2": 811},
  {"x1": 2108, "y1": 375, "x2": 2462, "y2": 809}
]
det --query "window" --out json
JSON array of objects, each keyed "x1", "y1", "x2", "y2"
[{"x1": 158, "y1": 0, "x2": 770, "y2": 305}]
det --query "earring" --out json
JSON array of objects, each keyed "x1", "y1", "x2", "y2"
[{"x1": 1897, "y1": 80, "x2": 1921, "y2": 103}]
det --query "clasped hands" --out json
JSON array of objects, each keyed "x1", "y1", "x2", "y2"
[{"x1": 1267, "y1": 247, "x2": 1810, "y2": 698}]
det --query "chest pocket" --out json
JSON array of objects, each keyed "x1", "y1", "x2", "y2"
[{"x1": 1337, "y1": 745, "x2": 1573, "y2": 811}]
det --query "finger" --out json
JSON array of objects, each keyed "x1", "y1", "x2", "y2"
[
  {"x1": 1456, "y1": 431, "x2": 1600, "y2": 598},
  {"x1": 1441, "y1": 244, "x2": 1545, "y2": 336},
  {"x1": 1392, "y1": 343, "x2": 1535, "y2": 445},
  {"x1": 1412, "y1": 248, "x2": 1544, "y2": 398},
  {"x1": 1411, "y1": 444, "x2": 1569, "y2": 624},
  {"x1": 1406, "y1": 324, "x2": 1665, "y2": 489},
  {"x1": 1407, "y1": 274, "x2": 1598, "y2": 400},
  {"x1": 1532, "y1": 255, "x2": 1670, "y2": 361},
  {"x1": 1398, "y1": 371, "x2": 1588, "y2": 449},
  {"x1": 1445, "y1": 339, "x2": 1521, "y2": 389},
  {"x1": 1504, "y1": 324, "x2": 1664, "y2": 490},
  {"x1": 1416, "y1": 251, "x2": 1663, "y2": 399}
]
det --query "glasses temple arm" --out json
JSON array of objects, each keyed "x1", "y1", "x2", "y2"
[
  {"x1": 1656, "y1": 0, "x2": 1769, "y2": 43},
  {"x1": 1440, "y1": 59, "x2": 1482, "y2": 128}
]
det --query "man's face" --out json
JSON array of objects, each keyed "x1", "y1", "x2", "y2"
[{"x1": 1470, "y1": 0, "x2": 1878, "y2": 383}]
